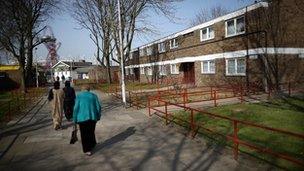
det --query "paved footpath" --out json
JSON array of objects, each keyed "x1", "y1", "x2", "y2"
[{"x1": 0, "y1": 90, "x2": 280, "y2": 171}]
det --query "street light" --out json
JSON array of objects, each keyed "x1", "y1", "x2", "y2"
[
  {"x1": 35, "y1": 47, "x2": 39, "y2": 88},
  {"x1": 117, "y1": 0, "x2": 127, "y2": 107}
]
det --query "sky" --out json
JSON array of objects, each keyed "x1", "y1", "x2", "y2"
[{"x1": 36, "y1": 0, "x2": 254, "y2": 63}]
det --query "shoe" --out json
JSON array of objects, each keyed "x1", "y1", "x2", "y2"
[
  {"x1": 85, "y1": 152, "x2": 92, "y2": 156},
  {"x1": 54, "y1": 125, "x2": 59, "y2": 130}
]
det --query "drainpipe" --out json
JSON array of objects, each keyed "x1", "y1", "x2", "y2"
[{"x1": 245, "y1": 6, "x2": 249, "y2": 91}]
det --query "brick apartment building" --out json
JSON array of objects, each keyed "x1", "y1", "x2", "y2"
[{"x1": 125, "y1": 1, "x2": 304, "y2": 89}]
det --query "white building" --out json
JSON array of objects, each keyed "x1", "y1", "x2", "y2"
[{"x1": 52, "y1": 60, "x2": 93, "y2": 81}]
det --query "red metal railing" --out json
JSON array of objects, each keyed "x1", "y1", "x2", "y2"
[
  {"x1": 147, "y1": 97, "x2": 304, "y2": 167},
  {"x1": 0, "y1": 87, "x2": 47, "y2": 122}
]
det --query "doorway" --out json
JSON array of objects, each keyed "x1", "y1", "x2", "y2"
[{"x1": 181, "y1": 62, "x2": 195, "y2": 84}]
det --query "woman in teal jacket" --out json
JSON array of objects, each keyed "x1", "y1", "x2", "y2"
[{"x1": 73, "y1": 85, "x2": 101, "y2": 156}]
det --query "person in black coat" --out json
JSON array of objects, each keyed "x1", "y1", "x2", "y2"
[{"x1": 63, "y1": 81, "x2": 76, "y2": 121}]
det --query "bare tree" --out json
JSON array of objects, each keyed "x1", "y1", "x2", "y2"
[
  {"x1": 190, "y1": 5, "x2": 228, "y2": 26},
  {"x1": 0, "y1": 0, "x2": 59, "y2": 91},
  {"x1": 109, "y1": 0, "x2": 181, "y2": 76},
  {"x1": 72, "y1": 0, "x2": 115, "y2": 83},
  {"x1": 246, "y1": 0, "x2": 303, "y2": 93}
]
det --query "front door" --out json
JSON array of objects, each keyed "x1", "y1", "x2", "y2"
[{"x1": 182, "y1": 62, "x2": 195, "y2": 84}]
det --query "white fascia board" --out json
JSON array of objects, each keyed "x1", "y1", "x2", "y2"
[
  {"x1": 135, "y1": 2, "x2": 268, "y2": 51},
  {"x1": 125, "y1": 47, "x2": 304, "y2": 69}
]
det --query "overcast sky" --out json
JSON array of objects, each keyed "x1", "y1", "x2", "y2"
[{"x1": 36, "y1": 0, "x2": 254, "y2": 63}]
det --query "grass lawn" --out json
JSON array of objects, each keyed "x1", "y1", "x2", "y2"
[{"x1": 172, "y1": 96, "x2": 304, "y2": 170}]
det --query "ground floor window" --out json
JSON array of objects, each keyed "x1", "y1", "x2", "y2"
[
  {"x1": 130, "y1": 68, "x2": 134, "y2": 75},
  {"x1": 226, "y1": 58, "x2": 246, "y2": 76},
  {"x1": 147, "y1": 67, "x2": 153, "y2": 76},
  {"x1": 125, "y1": 68, "x2": 129, "y2": 75},
  {"x1": 170, "y1": 64, "x2": 179, "y2": 74},
  {"x1": 201, "y1": 60, "x2": 215, "y2": 74},
  {"x1": 140, "y1": 67, "x2": 145, "y2": 75},
  {"x1": 159, "y1": 65, "x2": 167, "y2": 75}
]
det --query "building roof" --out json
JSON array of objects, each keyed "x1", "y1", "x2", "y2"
[
  {"x1": 52, "y1": 60, "x2": 93, "y2": 69},
  {"x1": 131, "y1": 1, "x2": 268, "y2": 52}
]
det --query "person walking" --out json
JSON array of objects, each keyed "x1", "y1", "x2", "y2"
[
  {"x1": 63, "y1": 81, "x2": 76, "y2": 121},
  {"x1": 48, "y1": 81, "x2": 64, "y2": 130},
  {"x1": 73, "y1": 85, "x2": 101, "y2": 156}
]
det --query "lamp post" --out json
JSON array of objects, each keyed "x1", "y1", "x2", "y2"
[
  {"x1": 35, "y1": 47, "x2": 39, "y2": 88},
  {"x1": 117, "y1": 0, "x2": 127, "y2": 107}
]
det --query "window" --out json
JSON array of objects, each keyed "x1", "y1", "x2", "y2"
[
  {"x1": 201, "y1": 60, "x2": 215, "y2": 74},
  {"x1": 130, "y1": 68, "x2": 134, "y2": 75},
  {"x1": 146, "y1": 46, "x2": 153, "y2": 56},
  {"x1": 200, "y1": 27, "x2": 214, "y2": 41},
  {"x1": 130, "y1": 52, "x2": 133, "y2": 59},
  {"x1": 225, "y1": 16, "x2": 245, "y2": 37},
  {"x1": 140, "y1": 67, "x2": 145, "y2": 75},
  {"x1": 147, "y1": 67, "x2": 152, "y2": 76},
  {"x1": 159, "y1": 65, "x2": 167, "y2": 76},
  {"x1": 158, "y1": 42, "x2": 166, "y2": 53},
  {"x1": 139, "y1": 48, "x2": 146, "y2": 57},
  {"x1": 226, "y1": 58, "x2": 246, "y2": 76},
  {"x1": 170, "y1": 64, "x2": 179, "y2": 74},
  {"x1": 125, "y1": 68, "x2": 129, "y2": 75},
  {"x1": 299, "y1": 53, "x2": 304, "y2": 58},
  {"x1": 170, "y1": 38, "x2": 178, "y2": 49}
]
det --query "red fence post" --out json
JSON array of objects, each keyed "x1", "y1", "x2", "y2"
[
  {"x1": 148, "y1": 97, "x2": 151, "y2": 117},
  {"x1": 233, "y1": 120, "x2": 239, "y2": 160},
  {"x1": 213, "y1": 90, "x2": 217, "y2": 107},
  {"x1": 210, "y1": 86, "x2": 213, "y2": 99},
  {"x1": 240, "y1": 87, "x2": 244, "y2": 103},
  {"x1": 183, "y1": 89, "x2": 186, "y2": 108},
  {"x1": 288, "y1": 81, "x2": 291, "y2": 96},
  {"x1": 190, "y1": 109, "x2": 195, "y2": 137},
  {"x1": 165, "y1": 102, "x2": 168, "y2": 125}
]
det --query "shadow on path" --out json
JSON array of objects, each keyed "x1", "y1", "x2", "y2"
[{"x1": 93, "y1": 126, "x2": 136, "y2": 153}]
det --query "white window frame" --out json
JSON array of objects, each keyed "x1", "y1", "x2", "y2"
[
  {"x1": 170, "y1": 64, "x2": 179, "y2": 74},
  {"x1": 158, "y1": 42, "x2": 166, "y2": 53},
  {"x1": 139, "y1": 48, "x2": 146, "y2": 57},
  {"x1": 146, "y1": 46, "x2": 153, "y2": 56},
  {"x1": 200, "y1": 27, "x2": 215, "y2": 41},
  {"x1": 159, "y1": 65, "x2": 167, "y2": 76},
  {"x1": 170, "y1": 38, "x2": 178, "y2": 49},
  {"x1": 225, "y1": 16, "x2": 245, "y2": 37},
  {"x1": 147, "y1": 67, "x2": 153, "y2": 76},
  {"x1": 225, "y1": 58, "x2": 246, "y2": 76},
  {"x1": 130, "y1": 52, "x2": 133, "y2": 59},
  {"x1": 140, "y1": 67, "x2": 145, "y2": 75},
  {"x1": 201, "y1": 60, "x2": 215, "y2": 74},
  {"x1": 129, "y1": 68, "x2": 134, "y2": 75}
]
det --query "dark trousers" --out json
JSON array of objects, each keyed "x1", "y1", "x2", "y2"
[
  {"x1": 63, "y1": 100, "x2": 75, "y2": 120},
  {"x1": 78, "y1": 120, "x2": 97, "y2": 153}
]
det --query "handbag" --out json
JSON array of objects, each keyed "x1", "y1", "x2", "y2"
[{"x1": 70, "y1": 123, "x2": 78, "y2": 144}]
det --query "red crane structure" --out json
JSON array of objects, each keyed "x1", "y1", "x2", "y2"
[{"x1": 41, "y1": 26, "x2": 61, "y2": 69}]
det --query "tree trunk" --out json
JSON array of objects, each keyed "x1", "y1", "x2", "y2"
[{"x1": 26, "y1": 36, "x2": 33, "y2": 86}]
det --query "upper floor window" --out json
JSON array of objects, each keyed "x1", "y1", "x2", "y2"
[
  {"x1": 170, "y1": 64, "x2": 179, "y2": 74},
  {"x1": 158, "y1": 42, "x2": 166, "y2": 53},
  {"x1": 129, "y1": 52, "x2": 133, "y2": 59},
  {"x1": 170, "y1": 38, "x2": 178, "y2": 49},
  {"x1": 146, "y1": 46, "x2": 153, "y2": 56},
  {"x1": 200, "y1": 27, "x2": 214, "y2": 41},
  {"x1": 129, "y1": 68, "x2": 134, "y2": 75},
  {"x1": 201, "y1": 60, "x2": 215, "y2": 74},
  {"x1": 140, "y1": 67, "x2": 145, "y2": 75},
  {"x1": 139, "y1": 48, "x2": 146, "y2": 57},
  {"x1": 159, "y1": 65, "x2": 167, "y2": 75},
  {"x1": 226, "y1": 58, "x2": 246, "y2": 76},
  {"x1": 147, "y1": 67, "x2": 153, "y2": 76},
  {"x1": 225, "y1": 16, "x2": 245, "y2": 37}
]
